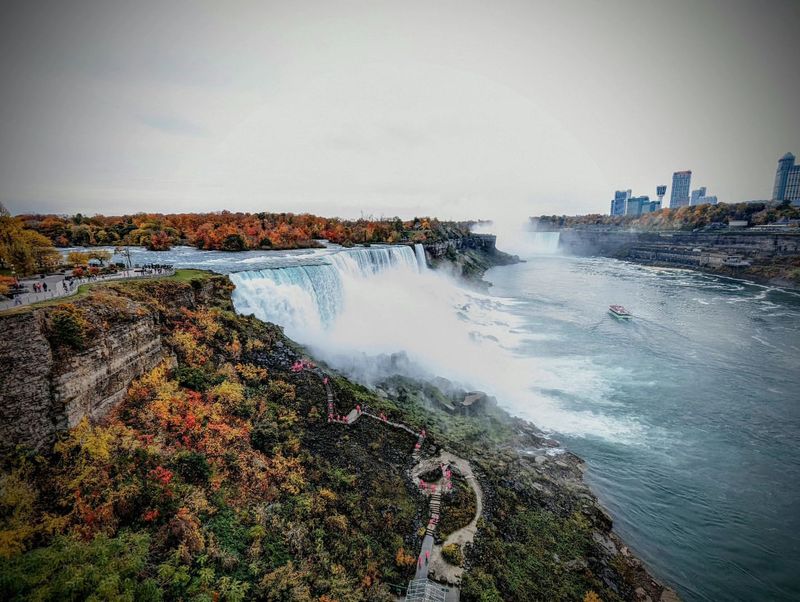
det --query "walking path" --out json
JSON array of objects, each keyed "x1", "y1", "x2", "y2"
[
  {"x1": 0, "y1": 268, "x2": 175, "y2": 311},
  {"x1": 316, "y1": 369, "x2": 484, "y2": 600}
]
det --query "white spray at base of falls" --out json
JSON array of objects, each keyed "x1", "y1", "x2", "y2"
[
  {"x1": 472, "y1": 218, "x2": 561, "y2": 258},
  {"x1": 230, "y1": 243, "x2": 640, "y2": 441}
]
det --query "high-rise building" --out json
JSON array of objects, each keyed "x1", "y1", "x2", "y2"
[
  {"x1": 625, "y1": 196, "x2": 659, "y2": 216},
  {"x1": 670, "y1": 171, "x2": 692, "y2": 208},
  {"x1": 690, "y1": 187, "x2": 707, "y2": 206},
  {"x1": 772, "y1": 152, "x2": 800, "y2": 205},
  {"x1": 773, "y1": 152, "x2": 795, "y2": 201},
  {"x1": 656, "y1": 185, "x2": 667, "y2": 204},
  {"x1": 611, "y1": 189, "x2": 631, "y2": 216},
  {"x1": 786, "y1": 168, "x2": 800, "y2": 205}
]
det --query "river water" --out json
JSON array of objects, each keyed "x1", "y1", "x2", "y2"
[
  {"x1": 103, "y1": 240, "x2": 800, "y2": 600},
  {"x1": 485, "y1": 245, "x2": 800, "y2": 602}
]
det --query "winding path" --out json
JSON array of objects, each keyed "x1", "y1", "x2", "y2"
[{"x1": 317, "y1": 370, "x2": 484, "y2": 599}]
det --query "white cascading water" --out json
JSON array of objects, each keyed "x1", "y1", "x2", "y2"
[
  {"x1": 230, "y1": 242, "x2": 637, "y2": 440},
  {"x1": 527, "y1": 231, "x2": 561, "y2": 254},
  {"x1": 414, "y1": 243, "x2": 428, "y2": 272}
]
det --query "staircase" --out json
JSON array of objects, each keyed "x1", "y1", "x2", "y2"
[{"x1": 427, "y1": 490, "x2": 442, "y2": 537}]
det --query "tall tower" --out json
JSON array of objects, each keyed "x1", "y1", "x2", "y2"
[
  {"x1": 656, "y1": 185, "x2": 666, "y2": 205},
  {"x1": 773, "y1": 152, "x2": 795, "y2": 201},
  {"x1": 670, "y1": 171, "x2": 692, "y2": 209}
]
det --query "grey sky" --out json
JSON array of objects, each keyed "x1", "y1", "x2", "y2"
[{"x1": 1, "y1": 0, "x2": 798, "y2": 219}]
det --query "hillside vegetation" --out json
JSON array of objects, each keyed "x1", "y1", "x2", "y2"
[{"x1": 0, "y1": 276, "x2": 671, "y2": 601}]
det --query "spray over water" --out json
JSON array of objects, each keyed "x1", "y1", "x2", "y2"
[{"x1": 231, "y1": 243, "x2": 639, "y2": 440}]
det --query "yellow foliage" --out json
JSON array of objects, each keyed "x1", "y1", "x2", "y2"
[
  {"x1": 270, "y1": 453, "x2": 306, "y2": 495},
  {"x1": 0, "y1": 469, "x2": 37, "y2": 558},
  {"x1": 584, "y1": 591, "x2": 602, "y2": 602},
  {"x1": 225, "y1": 333, "x2": 242, "y2": 359},
  {"x1": 395, "y1": 547, "x2": 416, "y2": 568},
  {"x1": 56, "y1": 417, "x2": 113, "y2": 462},
  {"x1": 66, "y1": 250, "x2": 91, "y2": 266},
  {"x1": 209, "y1": 380, "x2": 245, "y2": 407},
  {"x1": 277, "y1": 408, "x2": 298, "y2": 426},
  {"x1": 325, "y1": 513, "x2": 348, "y2": 532},
  {"x1": 268, "y1": 380, "x2": 296, "y2": 405},
  {"x1": 245, "y1": 338, "x2": 265, "y2": 352},
  {"x1": 194, "y1": 309, "x2": 222, "y2": 339},
  {"x1": 170, "y1": 330, "x2": 211, "y2": 366},
  {"x1": 235, "y1": 362, "x2": 268, "y2": 384}
]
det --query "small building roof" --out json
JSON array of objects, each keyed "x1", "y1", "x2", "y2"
[{"x1": 462, "y1": 392, "x2": 486, "y2": 407}]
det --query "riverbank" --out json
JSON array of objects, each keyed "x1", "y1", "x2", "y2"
[{"x1": 555, "y1": 228, "x2": 800, "y2": 290}]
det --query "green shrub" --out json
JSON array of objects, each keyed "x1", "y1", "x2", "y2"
[
  {"x1": 175, "y1": 366, "x2": 223, "y2": 392},
  {"x1": 0, "y1": 531, "x2": 158, "y2": 601},
  {"x1": 171, "y1": 451, "x2": 211, "y2": 484},
  {"x1": 48, "y1": 306, "x2": 88, "y2": 349},
  {"x1": 442, "y1": 543, "x2": 463, "y2": 567},
  {"x1": 250, "y1": 420, "x2": 280, "y2": 453}
]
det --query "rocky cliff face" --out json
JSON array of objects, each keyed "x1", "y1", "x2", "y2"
[
  {"x1": 423, "y1": 234, "x2": 519, "y2": 283},
  {"x1": 0, "y1": 273, "x2": 231, "y2": 453},
  {"x1": 558, "y1": 229, "x2": 800, "y2": 287}
]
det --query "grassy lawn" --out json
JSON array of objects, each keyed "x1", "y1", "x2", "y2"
[{"x1": 0, "y1": 269, "x2": 216, "y2": 315}]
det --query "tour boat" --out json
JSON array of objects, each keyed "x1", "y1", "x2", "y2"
[{"x1": 609, "y1": 305, "x2": 632, "y2": 319}]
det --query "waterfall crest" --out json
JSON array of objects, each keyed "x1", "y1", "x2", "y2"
[
  {"x1": 527, "y1": 231, "x2": 561, "y2": 255},
  {"x1": 231, "y1": 245, "x2": 419, "y2": 334},
  {"x1": 414, "y1": 243, "x2": 428, "y2": 272}
]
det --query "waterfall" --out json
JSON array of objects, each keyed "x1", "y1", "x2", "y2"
[
  {"x1": 414, "y1": 243, "x2": 428, "y2": 272},
  {"x1": 230, "y1": 245, "x2": 419, "y2": 336},
  {"x1": 527, "y1": 231, "x2": 561, "y2": 255}
]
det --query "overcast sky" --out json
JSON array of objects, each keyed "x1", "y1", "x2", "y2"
[{"x1": 1, "y1": 0, "x2": 798, "y2": 220}]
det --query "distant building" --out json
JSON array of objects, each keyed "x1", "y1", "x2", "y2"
[
  {"x1": 670, "y1": 171, "x2": 692, "y2": 208},
  {"x1": 625, "y1": 196, "x2": 660, "y2": 216},
  {"x1": 690, "y1": 186, "x2": 718, "y2": 206},
  {"x1": 773, "y1": 152, "x2": 796, "y2": 202},
  {"x1": 611, "y1": 189, "x2": 631, "y2": 216},
  {"x1": 690, "y1": 187, "x2": 707, "y2": 205},
  {"x1": 656, "y1": 185, "x2": 667, "y2": 204},
  {"x1": 785, "y1": 164, "x2": 800, "y2": 205}
]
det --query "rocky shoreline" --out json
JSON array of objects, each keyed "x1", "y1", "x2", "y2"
[{"x1": 376, "y1": 374, "x2": 681, "y2": 602}]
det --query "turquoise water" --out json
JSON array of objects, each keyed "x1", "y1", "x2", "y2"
[{"x1": 486, "y1": 255, "x2": 800, "y2": 601}]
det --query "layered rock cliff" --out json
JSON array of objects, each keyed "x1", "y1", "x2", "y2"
[
  {"x1": 423, "y1": 233, "x2": 520, "y2": 283},
  {"x1": 0, "y1": 273, "x2": 231, "y2": 452},
  {"x1": 557, "y1": 229, "x2": 800, "y2": 287}
]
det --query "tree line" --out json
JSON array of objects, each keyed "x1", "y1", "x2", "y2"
[
  {"x1": 15, "y1": 210, "x2": 471, "y2": 252},
  {"x1": 536, "y1": 201, "x2": 800, "y2": 230}
]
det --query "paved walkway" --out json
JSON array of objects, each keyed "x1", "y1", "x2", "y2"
[
  {"x1": 0, "y1": 269, "x2": 174, "y2": 311},
  {"x1": 317, "y1": 370, "x2": 478, "y2": 600},
  {"x1": 427, "y1": 453, "x2": 483, "y2": 586}
]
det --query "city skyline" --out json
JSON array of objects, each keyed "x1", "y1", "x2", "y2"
[
  {"x1": 609, "y1": 150, "x2": 800, "y2": 215},
  {"x1": 1, "y1": 0, "x2": 799, "y2": 220}
]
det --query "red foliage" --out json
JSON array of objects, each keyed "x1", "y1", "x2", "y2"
[{"x1": 148, "y1": 466, "x2": 174, "y2": 486}]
